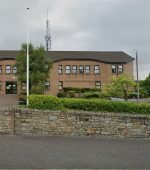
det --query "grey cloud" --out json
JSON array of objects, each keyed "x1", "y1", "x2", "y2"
[{"x1": 0, "y1": 0, "x2": 149, "y2": 79}]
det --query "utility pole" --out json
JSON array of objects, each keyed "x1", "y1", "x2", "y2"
[
  {"x1": 135, "y1": 49, "x2": 140, "y2": 102},
  {"x1": 26, "y1": 7, "x2": 30, "y2": 106}
]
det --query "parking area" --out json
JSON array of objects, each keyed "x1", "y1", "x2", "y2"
[{"x1": 0, "y1": 95, "x2": 18, "y2": 106}]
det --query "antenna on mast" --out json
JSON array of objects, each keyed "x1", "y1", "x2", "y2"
[{"x1": 45, "y1": 10, "x2": 51, "y2": 51}]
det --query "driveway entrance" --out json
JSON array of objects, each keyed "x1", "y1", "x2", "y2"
[{"x1": 0, "y1": 94, "x2": 18, "y2": 106}]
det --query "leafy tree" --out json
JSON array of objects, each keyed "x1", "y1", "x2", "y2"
[
  {"x1": 140, "y1": 74, "x2": 150, "y2": 96},
  {"x1": 104, "y1": 75, "x2": 136, "y2": 101},
  {"x1": 16, "y1": 43, "x2": 52, "y2": 94}
]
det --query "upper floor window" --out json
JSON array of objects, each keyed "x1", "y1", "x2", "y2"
[
  {"x1": 12, "y1": 66, "x2": 17, "y2": 74},
  {"x1": 45, "y1": 81, "x2": 50, "y2": 90},
  {"x1": 79, "y1": 65, "x2": 84, "y2": 74},
  {"x1": 66, "y1": 65, "x2": 71, "y2": 74},
  {"x1": 72, "y1": 65, "x2": 77, "y2": 74},
  {"x1": 118, "y1": 65, "x2": 123, "y2": 74},
  {"x1": 58, "y1": 65, "x2": 62, "y2": 74},
  {"x1": 112, "y1": 65, "x2": 116, "y2": 73},
  {"x1": 6, "y1": 65, "x2": 11, "y2": 74},
  {"x1": 94, "y1": 65, "x2": 100, "y2": 74},
  {"x1": 85, "y1": 65, "x2": 90, "y2": 74},
  {"x1": 95, "y1": 81, "x2": 101, "y2": 89},
  {"x1": 0, "y1": 81, "x2": 1, "y2": 90},
  {"x1": 59, "y1": 81, "x2": 63, "y2": 90},
  {"x1": 0, "y1": 65, "x2": 2, "y2": 74}
]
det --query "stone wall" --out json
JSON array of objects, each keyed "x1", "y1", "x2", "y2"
[
  {"x1": 0, "y1": 108, "x2": 150, "y2": 138},
  {"x1": 0, "y1": 108, "x2": 14, "y2": 134}
]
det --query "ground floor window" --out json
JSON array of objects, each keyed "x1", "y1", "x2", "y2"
[
  {"x1": 59, "y1": 81, "x2": 63, "y2": 90},
  {"x1": 95, "y1": 81, "x2": 101, "y2": 89},
  {"x1": 6, "y1": 81, "x2": 17, "y2": 94},
  {"x1": 45, "y1": 81, "x2": 50, "y2": 90},
  {"x1": 21, "y1": 83, "x2": 26, "y2": 90}
]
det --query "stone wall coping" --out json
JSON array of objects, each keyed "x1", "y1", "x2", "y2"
[{"x1": 0, "y1": 107, "x2": 149, "y2": 119}]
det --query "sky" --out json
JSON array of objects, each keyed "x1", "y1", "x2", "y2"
[{"x1": 0, "y1": 0, "x2": 149, "y2": 80}]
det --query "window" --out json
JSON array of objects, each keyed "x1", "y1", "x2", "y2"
[
  {"x1": 95, "y1": 81, "x2": 101, "y2": 89},
  {"x1": 112, "y1": 65, "x2": 116, "y2": 73},
  {"x1": 59, "y1": 81, "x2": 63, "y2": 90},
  {"x1": 118, "y1": 65, "x2": 123, "y2": 74},
  {"x1": 21, "y1": 83, "x2": 26, "y2": 90},
  {"x1": 85, "y1": 65, "x2": 90, "y2": 74},
  {"x1": 58, "y1": 65, "x2": 62, "y2": 74},
  {"x1": 94, "y1": 65, "x2": 100, "y2": 74},
  {"x1": 45, "y1": 81, "x2": 50, "y2": 90},
  {"x1": 6, "y1": 65, "x2": 11, "y2": 74},
  {"x1": 0, "y1": 81, "x2": 1, "y2": 90},
  {"x1": 12, "y1": 66, "x2": 17, "y2": 74},
  {"x1": 0, "y1": 65, "x2": 2, "y2": 74},
  {"x1": 45, "y1": 64, "x2": 49, "y2": 71},
  {"x1": 66, "y1": 65, "x2": 71, "y2": 74},
  {"x1": 72, "y1": 65, "x2": 77, "y2": 74},
  {"x1": 79, "y1": 65, "x2": 84, "y2": 74}
]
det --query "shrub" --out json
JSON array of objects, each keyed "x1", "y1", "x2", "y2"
[
  {"x1": 28, "y1": 95, "x2": 150, "y2": 114},
  {"x1": 31, "y1": 84, "x2": 44, "y2": 94},
  {"x1": 63, "y1": 87, "x2": 100, "y2": 93},
  {"x1": 83, "y1": 92, "x2": 102, "y2": 98},
  {"x1": 57, "y1": 91, "x2": 66, "y2": 98},
  {"x1": 67, "y1": 91, "x2": 76, "y2": 98},
  {"x1": 28, "y1": 95, "x2": 63, "y2": 110},
  {"x1": 18, "y1": 91, "x2": 27, "y2": 105}
]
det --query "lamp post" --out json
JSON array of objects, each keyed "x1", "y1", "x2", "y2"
[
  {"x1": 27, "y1": 7, "x2": 30, "y2": 106},
  {"x1": 134, "y1": 49, "x2": 140, "y2": 102}
]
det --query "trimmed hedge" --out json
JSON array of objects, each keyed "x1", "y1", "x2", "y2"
[{"x1": 28, "y1": 95, "x2": 150, "y2": 114}]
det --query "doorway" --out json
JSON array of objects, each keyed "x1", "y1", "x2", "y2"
[{"x1": 6, "y1": 82, "x2": 17, "y2": 94}]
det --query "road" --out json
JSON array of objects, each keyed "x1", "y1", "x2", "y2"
[{"x1": 0, "y1": 136, "x2": 149, "y2": 169}]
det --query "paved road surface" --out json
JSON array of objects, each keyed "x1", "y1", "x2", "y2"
[{"x1": 0, "y1": 136, "x2": 149, "y2": 169}]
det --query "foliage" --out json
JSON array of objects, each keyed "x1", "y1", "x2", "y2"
[
  {"x1": 28, "y1": 95, "x2": 64, "y2": 110},
  {"x1": 140, "y1": 74, "x2": 150, "y2": 96},
  {"x1": 28, "y1": 95, "x2": 150, "y2": 114},
  {"x1": 57, "y1": 91, "x2": 66, "y2": 98},
  {"x1": 16, "y1": 43, "x2": 52, "y2": 94},
  {"x1": 63, "y1": 87, "x2": 100, "y2": 93},
  {"x1": 83, "y1": 92, "x2": 102, "y2": 98},
  {"x1": 104, "y1": 75, "x2": 136, "y2": 101},
  {"x1": 31, "y1": 83, "x2": 45, "y2": 94},
  {"x1": 67, "y1": 91, "x2": 76, "y2": 98}
]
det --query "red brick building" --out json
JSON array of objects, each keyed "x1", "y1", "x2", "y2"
[{"x1": 0, "y1": 51, "x2": 134, "y2": 95}]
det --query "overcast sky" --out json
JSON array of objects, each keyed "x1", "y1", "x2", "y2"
[{"x1": 0, "y1": 0, "x2": 149, "y2": 80}]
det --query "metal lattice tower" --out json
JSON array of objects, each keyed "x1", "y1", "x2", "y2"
[{"x1": 45, "y1": 10, "x2": 51, "y2": 51}]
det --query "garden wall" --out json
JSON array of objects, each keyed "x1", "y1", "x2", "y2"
[{"x1": 0, "y1": 108, "x2": 150, "y2": 138}]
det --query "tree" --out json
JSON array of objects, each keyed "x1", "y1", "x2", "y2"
[
  {"x1": 16, "y1": 43, "x2": 52, "y2": 94},
  {"x1": 104, "y1": 75, "x2": 136, "y2": 101},
  {"x1": 140, "y1": 73, "x2": 150, "y2": 96}
]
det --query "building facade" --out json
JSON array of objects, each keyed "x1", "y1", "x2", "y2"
[{"x1": 0, "y1": 51, "x2": 134, "y2": 96}]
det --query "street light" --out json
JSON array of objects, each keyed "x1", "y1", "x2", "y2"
[
  {"x1": 134, "y1": 49, "x2": 140, "y2": 102},
  {"x1": 27, "y1": 7, "x2": 30, "y2": 106}
]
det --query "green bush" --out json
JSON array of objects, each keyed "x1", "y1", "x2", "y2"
[
  {"x1": 28, "y1": 95, "x2": 64, "y2": 110},
  {"x1": 67, "y1": 91, "x2": 76, "y2": 98},
  {"x1": 63, "y1": 87, "x2": 100, "y2": 93},
  {"x1": 57, "y1": 91, "x2": 66, "y2": 98},
  {"x1": 83, "y1": 92, "x2": 102, "y2": 98},
  {"x1": 28, "y1": 95, "x2": 150, "y2": 114}
]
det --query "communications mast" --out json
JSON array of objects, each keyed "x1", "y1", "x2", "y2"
[{"x1": 45, "y1": 10, "x2": 51, "y2": 51}]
